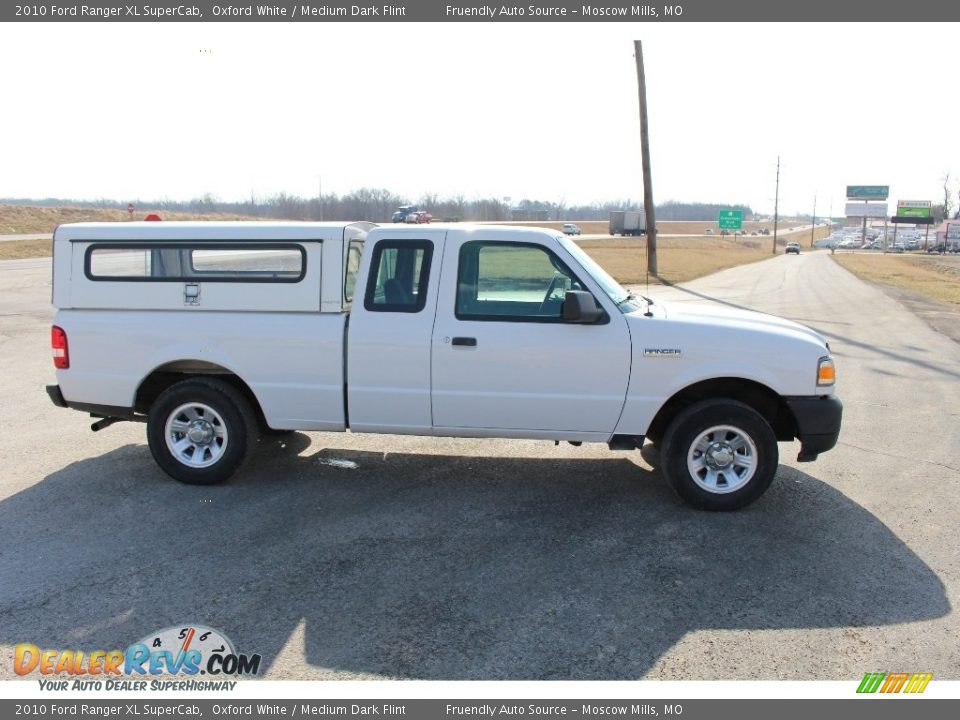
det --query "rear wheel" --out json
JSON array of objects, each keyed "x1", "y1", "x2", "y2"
[
  {"x1": 661, "y1": 399, "x2": 778, "y2": 511},
  {"x1": 639, "y1": 442, "x2": 661, "y2": 469},
  {"x1": 147, "y1": 378, "x2": 257, "y2": 485}
]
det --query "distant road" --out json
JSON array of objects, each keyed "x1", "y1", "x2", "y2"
[{"x1": 0, "y1": 233, "x2": 51, "y2": 242}]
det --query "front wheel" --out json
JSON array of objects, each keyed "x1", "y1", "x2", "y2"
[
  {"x1": 147, "y1": 378, "x2": 257, "y2": 485},
  {"x1": 660, "y1": 399, "x2": 778, "y2": 511}
]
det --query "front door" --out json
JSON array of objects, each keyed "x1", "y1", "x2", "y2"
[{"x1": 430, "y1": 233, "x2": 631, "y2": 437}]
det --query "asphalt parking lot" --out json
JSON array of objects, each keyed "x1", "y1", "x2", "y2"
[{"x1": 0, "y1": 251, "x2": 957, "y2": 681}]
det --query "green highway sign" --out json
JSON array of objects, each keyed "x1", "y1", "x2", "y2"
[
  {"x1": 846, "y1": 185, "x2": 889, "y2": 200},
  {"x1": 718, "y1": 209, "x2": 743, "y2": 229}
]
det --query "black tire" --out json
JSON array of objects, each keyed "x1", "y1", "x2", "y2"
[
  {"x1": 147, "y1": 378, "x2": 257, "y2": 485},
  {"x1": 660, "y1": 399, "x2": 778, "y2": 511},
  {"x1": 639, "y1": 441, "x2": 661, "y2": 469}
]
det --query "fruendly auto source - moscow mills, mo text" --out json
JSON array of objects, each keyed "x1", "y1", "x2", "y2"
[{"x1": 445, "y1": 5, "x2": 675, "y2": 17}]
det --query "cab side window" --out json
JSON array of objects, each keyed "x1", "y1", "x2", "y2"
[
  {"x1": 363, "y1": 240, "x2": 433, "y2": 313},
  {"x1": 456, "y1": 241, "x2": 583, "y2": 321}
]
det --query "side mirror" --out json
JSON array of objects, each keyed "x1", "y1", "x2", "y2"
[{"x1": 562, "y1": 291, "x2": 605, "y2": 324}]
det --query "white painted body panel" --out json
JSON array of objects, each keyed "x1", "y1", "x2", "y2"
[
  {"x1": 614, "y1": 301, "x2": 835, "y2": 436},
  {"x1": 55, "y1": 309, "x2": 347, "y2": 430}
]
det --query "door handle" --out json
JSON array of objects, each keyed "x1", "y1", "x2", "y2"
[{"x1": 451, "y1": 337, "x2": 477, "y2": 347}]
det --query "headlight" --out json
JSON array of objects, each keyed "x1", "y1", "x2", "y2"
[{"x1": 817, "y1": 356, "x2": 836, "y2": 387}]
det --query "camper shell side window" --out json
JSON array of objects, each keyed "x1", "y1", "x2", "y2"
[{"x1": 85, "y1": 243, "x2": 306, "y2": 282}]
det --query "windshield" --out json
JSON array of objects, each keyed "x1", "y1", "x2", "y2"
[{"x1": 557, "y1": 236, "x2": 633, "y2": 308}]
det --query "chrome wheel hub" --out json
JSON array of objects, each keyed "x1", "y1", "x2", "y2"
[
  {"x1": 186, "y1": 420, "x2": 215, "y2": 445},
  {"x1": 705, "y1": 442, "x2": 734, "y2": 469},
  {"x1": 165, "y1": 402, "x2": 228, "y2": 469},
  {"x1": 687, "y1": 425, "x2": 758, "y2": 494}
]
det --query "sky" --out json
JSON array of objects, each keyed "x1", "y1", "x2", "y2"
[{"x1": 1, "y1": 21, "x2": 958, "y2": 216}]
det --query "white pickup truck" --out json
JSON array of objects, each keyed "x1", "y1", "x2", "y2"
[{"x1": 46, "y1": 221, "x2": 841, "y2": 511}]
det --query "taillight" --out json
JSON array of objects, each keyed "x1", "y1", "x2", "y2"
[{"x1": 51, "y1": 325, "x2": 69, "y2": 369}]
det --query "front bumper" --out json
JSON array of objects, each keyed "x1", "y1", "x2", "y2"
[{"x1": 785, "y1": 395, "x2": 843, "y2": 462}]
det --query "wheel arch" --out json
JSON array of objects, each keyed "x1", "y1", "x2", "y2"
[
  {"x1": 134, "y1": 361, "x2": 266, "y2": 427},
  {"x1": 646, "y1": 377, "x2": 796, "y2": 445}
]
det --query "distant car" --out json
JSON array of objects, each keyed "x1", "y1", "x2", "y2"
[
  {"x1": 561, "y1": 223, "x2": 582, "y2": 236},
  {"x1": 705, "y1": 228, "x2": 714, "y2": 235},
  {"x1": 720, "y1": 229, "x2": 730, "y2": 236},
  {"x1": 404, "y1": 211, "x2": 432, "y2": 224},
  {"x1": 785, "y1": 242, "x2": 800, "y2": 255},
  {"x1": 392, "y1": 205, "x2": 417, "y2": 223},
  {"x1": 891, "y1": 242, "x2": 905, "y2": 253}
]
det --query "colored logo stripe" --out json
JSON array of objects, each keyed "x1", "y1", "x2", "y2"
[
  {"x1": 880, "y1": 673, "x2": 909, "y2": 693},
  {"x1": 857, "y1": 672, "x2": 932, "y2": 694},
  {"x1": 905, "y1": 673, "x2": 933, "y2": 693},
  {"x1": 857, "y1": 673, "x2": 885, "y2": 693}
]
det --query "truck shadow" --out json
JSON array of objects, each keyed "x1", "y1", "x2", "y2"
[{"x1": 0, "y1": 436, "x2": 949, "y2": 680}]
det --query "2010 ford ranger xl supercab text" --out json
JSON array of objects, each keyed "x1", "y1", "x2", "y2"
[{"x1": 46, "y1": 221, "x2": 842, "y2": 511}]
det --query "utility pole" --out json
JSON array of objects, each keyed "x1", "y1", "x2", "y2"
[
  {"x1": 772, "y1": 156, "x2": 780, "y2": 254},
  {"x1": 318, "y1": 175, "x2": 323, "y2": 221},
  {"x1": 810, "y1": 195, "x2": 816, "y2": 248},
  {"x1": 634, "y1": 40, "x2": 657, "y2": 275}
]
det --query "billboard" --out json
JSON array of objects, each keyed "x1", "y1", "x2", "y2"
[
  {"x1": 845, "y1": 202, "x2": 888, "y2": 218},
  {"x1": 846, "y1": 185, "x2": 889, "y2": 200},
  {"x1": 896, "y1": 200, "x2": 932, "y2": 218}
]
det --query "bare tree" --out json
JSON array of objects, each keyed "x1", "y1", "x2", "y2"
[
  {"x1": 419, "y1": 192, "x2": 439, "y2": 211},
  {"x1": 272, "y1": 192, "x2": 307, "y2": 220}
]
